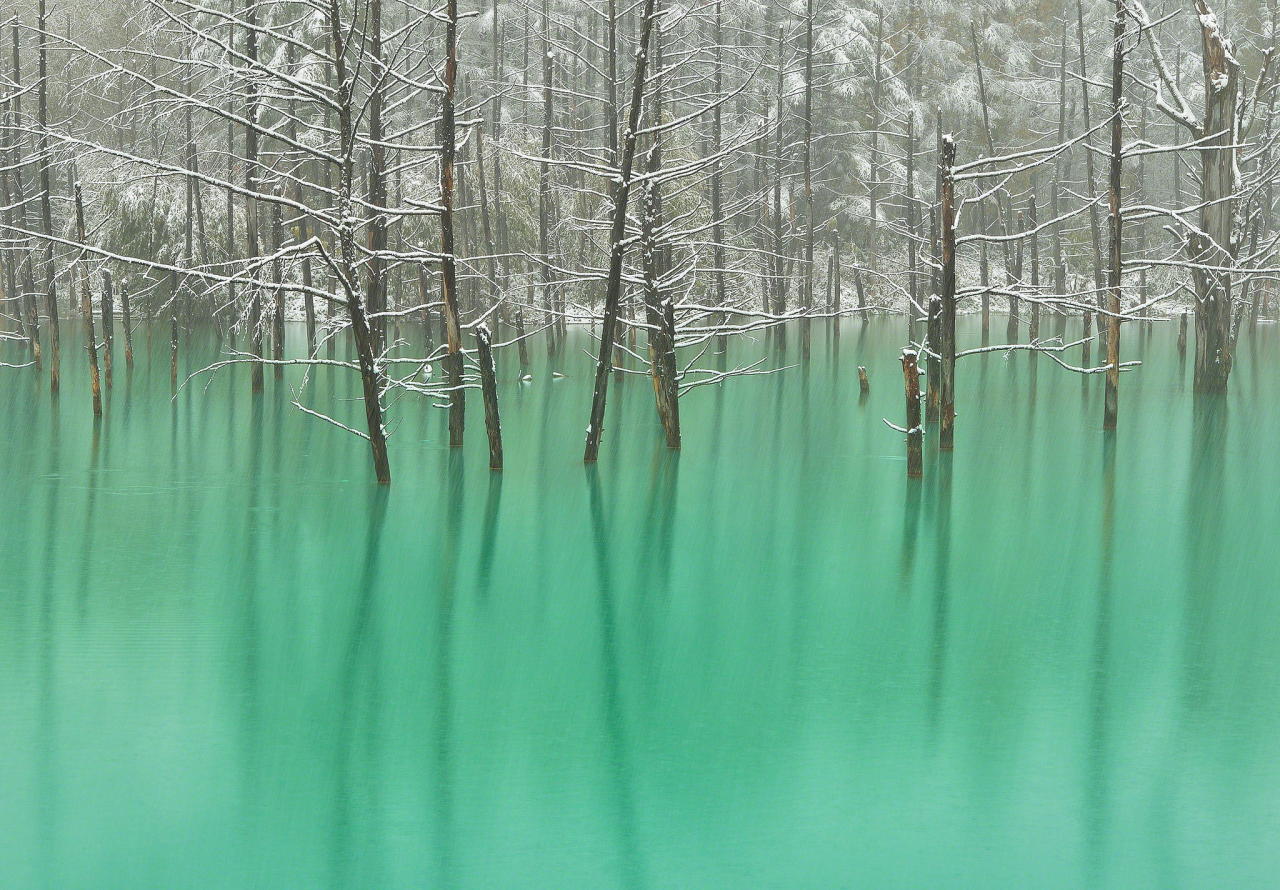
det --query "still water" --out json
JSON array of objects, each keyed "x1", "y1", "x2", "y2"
[{"x1": 2, "y1": 317, "x2": 1279, "y2": 888}]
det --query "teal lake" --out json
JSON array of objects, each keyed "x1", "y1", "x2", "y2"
[{"x1": 2, "y1": 317, "x2": 1279, "y2": 888}]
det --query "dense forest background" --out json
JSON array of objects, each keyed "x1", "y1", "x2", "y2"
[{"x1": 2, "y1": 0, "x2": 1276, "y2": 476}]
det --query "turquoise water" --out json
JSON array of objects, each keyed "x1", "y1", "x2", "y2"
[{"x1": 2, "y1": 318, "x2": 1279, "y2": 888}]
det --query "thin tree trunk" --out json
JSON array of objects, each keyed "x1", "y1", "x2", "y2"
[{"x1": 1103, "y1": 0, "x2": 1125, "y2": 430}]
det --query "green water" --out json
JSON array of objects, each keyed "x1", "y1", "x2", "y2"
[{"x1": 2, "y1": 318, "x2": 1279, "y2": 888}]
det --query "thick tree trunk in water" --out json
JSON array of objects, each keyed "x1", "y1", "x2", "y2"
[
  {"x1": 938, "y1": 137, "x2": 957, "y2": 451},
  {"x1": 1189, "y1": 0, "x2": 1239, "y2": 393},
  {"x1": 583, "y1": 0, "x2": 658, "y2": 462},
  {"x1": 1103, "y1": 1, "x2": 1125, "y2": 430},
  {"x1": 640, "y1": 17, "x2": 680, "y2": 449},
  {"x1": 439, "y1": 0, "x2": 466, "y2": 447},
  {"x1": 475, "y1": 325, "x2": 503, "y2": 470},
  {"x1": 901, "y1": 348, "x2": 923, "y2": 478},
  {"x1": 73, "y1": 185, "x2": 102, "y2": 418}
]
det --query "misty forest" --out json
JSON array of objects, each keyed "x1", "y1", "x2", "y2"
[{"x1": 2, "y1": 0, "x2": 1280, "y2": 886}]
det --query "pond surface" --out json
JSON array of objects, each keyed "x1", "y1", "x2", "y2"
[{"x1": 2, "y1": 317, "x2": 1279, "y2": 888}]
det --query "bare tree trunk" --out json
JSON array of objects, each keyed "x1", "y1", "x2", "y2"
[
  {"x1": 583, "y1": 0, "x2": 658, "y2": 462},
  {"x1": 1103, "y1": 0, "x2": 1125, "y2": 430},
  {"x1": 244, "y1": 2, "x2": 264, "y2": 393},
  {"x1": 475, "y1": 325, "x2": 503, "y2": 470},
  {"x1": 326, "y1": 0, "x2": 390, "y2": 483},
  {"x1": 1028, "y1": 196, "x2": 1041, "y2": 341},
  {"x1": 73, "y1": 185, "x2": 102, "y2": 418},
  {"x1": 901, "y1": 348, "x2": 922, "y2": 478},
  {"x1": 1053, "y1": 17, "x2": 1069, "y2": 339},
  {"x1": 101, "y1": 270, "x2": 114, "y2": 388},
  {"x1": 1076, "y1": 0, "x2": 1107, "y2": 316},
  {"x1": 440, "y1": 0, "x2": 466, "y2": 447},
  {"x1": 1189, "y1": 0, "x2": 1239, "y2": 393},
  {"x1": 640, "y1": 27, "x2": 679, "y2": 448},
  {"x1": 938, "y1": 137, "x2": 957, "y2": 451},
  {"x1": 121, "y1": 280, "x2": 133, "y2": 368},
  {"x1": 38, "y1": 0, "x2": 58, "y2": 391},
  {"x1": 800, "y1": 0, "x2": 815, "y2": 359},
  {"x1": 905, "y1": 111, "x2": 918, "y2": 341}
]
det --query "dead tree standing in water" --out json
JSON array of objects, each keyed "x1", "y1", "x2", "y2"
[
  {"x1": 72, "y1": 184, "x2": 101, "y2": 418},
  {"x1": 583, "y1": 0, "x2": 658, "y2": 463}
]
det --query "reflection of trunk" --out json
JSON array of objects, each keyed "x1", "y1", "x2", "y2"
[
  {"x1": 938, "y1": 137, "x2": 957, "y2": 451},
  {"x1": 583, "y1": 0, "x2": 658, "y2": 462},
  {"x1": 1188, "y1": 0, "x2": 1239, "y2": 393},
  {"x1": 1103, "y1": 0, "x2": 1124, "y2": 430}
]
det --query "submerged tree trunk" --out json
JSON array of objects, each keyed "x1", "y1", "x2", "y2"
[
  {"x1": 475, "y1": 325, "x2": 503, "y2": 470},
  {"x1": 901, "y1": 348, "x2": 923, "y2": 478}
]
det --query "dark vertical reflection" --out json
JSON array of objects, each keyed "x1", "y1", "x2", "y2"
[
  {"x1": 1182, "y1": 396, "x2": 1227, "y2": 712},
  {"x1": 1086, "y1": 430, "x2": 1116, "y2": 887},
  {"x1": 898, "y1": 477, "x2": 923, "y2": 597},
  {"x1": 330, "y1": 487, "x2": 389, "y2": 889},
  {"x1": 431, "y1": 453, "x2": 464, "y2": 886},
  {"x1": 636, "y1": 451, "x2": 678, "y2": 680},
  {"x1": 37, "y1": 410, "x2": 62, "y2": 890},
  {"x1": 475, "y1": 473, "x2": 503, "y2": 600},
  {"x1": 76, "y1": 421, "x2": 102, "y2": 618},
  {"x1": 926, "y1": 450, "x2": 952, "y2": 736},
  {"x1": 236, "y1": 398, "x2": 265, "y2": 864},
  {"x1": 585, "y1": 466, "x2": 644, "y2": 890}
]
